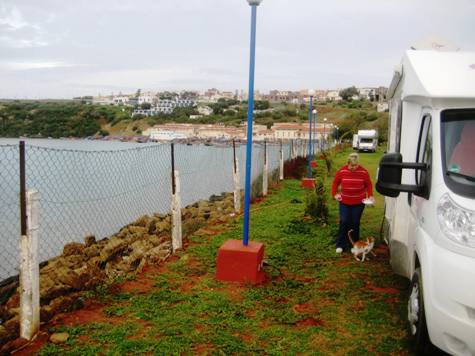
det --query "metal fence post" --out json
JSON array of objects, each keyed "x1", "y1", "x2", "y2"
[
  {"x1": 19, "y1": 143, "x2": 40, "y2": 341},
  {"x1": 279, "y1": 140, "x2": 284, "y2": 181},
  {"x1": 170, "y1": 143, "x2": 182, "y2": 252},
  {"x1": 19, "y1": 141, "x2": 27, "y2": 236},
  {"x1": 262, "y1": 140, "x2": 268, "y2": 196}
]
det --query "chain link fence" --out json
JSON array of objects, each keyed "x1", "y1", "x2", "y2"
[
  {"x1": 0, "y1": 140, "x2": 301, "y2": 282},
  {"x1": 0, "y1": 145, "x2": 21, "y2": 283}
]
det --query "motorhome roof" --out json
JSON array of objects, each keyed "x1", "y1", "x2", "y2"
[
  {"x1": 358, "y1": 129, "x2": 377, "y2": 136},
  {"x1": 399, "y1": 50, "x2": 475, "y2": 100}
]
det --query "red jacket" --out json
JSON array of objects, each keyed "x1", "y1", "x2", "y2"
[{"x1": 332, "y1": 164, "x2": 373, "y2": 205}]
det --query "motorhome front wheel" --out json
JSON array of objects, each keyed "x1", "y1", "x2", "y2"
[{"x1": 408, "y1": 268, "x2": 431, "y2": 354}]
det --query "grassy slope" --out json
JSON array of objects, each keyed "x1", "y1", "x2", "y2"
[
  {"x1": 104, "y1": 118, "x2": 150, "y2": 137},
  {"x1": 103, "y1": 102, "x2": 385, "y2": 138},
  {"x1": 39, "y1": 148, "x2": 412, "y2": 356}
]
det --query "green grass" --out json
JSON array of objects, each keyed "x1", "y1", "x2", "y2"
[{"x1": 38, "y1": 147, "x2": 412, "y2": 356}]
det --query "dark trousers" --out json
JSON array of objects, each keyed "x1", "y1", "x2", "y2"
[{"x1": 336, "y1": 203, "x2": 365, "y2": 250}]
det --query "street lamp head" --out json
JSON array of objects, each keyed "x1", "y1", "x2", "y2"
[
  {"x1": 312, "y1": 109, "x2": 317, "y2": 114},
  {"x1": 308, "y1": 89, "x2": 316, "y2": 96},
  {"x1": 247, "y1": 0, "x2": 263, "y2": 5},
  {"x1": 323, "y1": 117, "x2": 328, "y2": 122}
]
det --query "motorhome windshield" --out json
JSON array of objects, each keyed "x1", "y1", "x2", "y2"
[
  {"x1": 360, "y1": 138, "x2": 373, "y2": 143},
  {"x1": 441, "y1": 109, "x2": 475, "y2": 198}
]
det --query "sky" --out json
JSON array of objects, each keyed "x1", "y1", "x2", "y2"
[{"x1": 0, "y1": 0, "x2": 474, "y2": 99}]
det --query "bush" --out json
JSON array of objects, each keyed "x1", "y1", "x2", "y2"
[
  {"x1": 304, "y1": 179, "x2": 329, "y2": 225},
  {"x1": 284, "y1": 157, "x2": 307, "y2": 179},
  {"x1": 319, "y1": 151, "x2": 333, "y2": 176}
]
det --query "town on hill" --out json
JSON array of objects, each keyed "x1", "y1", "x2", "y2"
[{"x1": 0, "y1": 86, "x2": 388, "y2": 143}]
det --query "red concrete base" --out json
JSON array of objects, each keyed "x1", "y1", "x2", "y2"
[
  {"x1": 216, "y1": 239, "x2": 266, "y2": 284},
  {"x1": 301, "y1": 178, "x2": 316, "y2": 189},
  {"x1": 311, "y1": 161, "x2": 318, "y2": 168}
]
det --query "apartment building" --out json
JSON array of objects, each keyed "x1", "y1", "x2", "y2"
[
  {"x1": 272, "y1": 122, "x2": 332, "y2": 141},
  {"x1": 113, "y1": 96, "x2": 130, "y2": 105},
  {"x1": 132, "y1": 97, "x2": 196, "y2": 117},
  {"x1": 138, "y1": 94, "x2": 155, "y2": 105}
]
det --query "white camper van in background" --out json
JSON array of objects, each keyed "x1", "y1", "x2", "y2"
[
  {"x1": 357, "y1": 129, "x2": 378, "y2": 152},
  {"x1": 376, "y1": 49, "x2": 475, "y2": 355}
]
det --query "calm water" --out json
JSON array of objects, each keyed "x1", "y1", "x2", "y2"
[{"x1": 0, "y1": 138, "x2": 290, "y2": 280}]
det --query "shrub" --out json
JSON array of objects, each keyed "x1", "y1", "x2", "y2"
[
  {"x1": 320, "y1": 151, "x2": 334, "y2": 176},
  {"x1": 304, "y1": 179, "x2": 329, "y2": 225},
  {"x1": 284, "y1": 157, "x2": 307, "y2": 179}
]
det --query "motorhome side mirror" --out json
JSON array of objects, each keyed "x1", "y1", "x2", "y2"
[
  {"x1": 376, "y1": 153, "x2": 403, "y2": 197},
  {"x1": 376, "y1": 153, "x2": 427, "y2": 198}
]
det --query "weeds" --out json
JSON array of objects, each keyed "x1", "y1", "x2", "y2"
[{"x1": 37, "y1": 148, "x2": 412, "y2": 356}]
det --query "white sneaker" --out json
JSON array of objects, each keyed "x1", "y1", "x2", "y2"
[{"x1": 336, "y1": 247, "x2": 343, "y2": 254}]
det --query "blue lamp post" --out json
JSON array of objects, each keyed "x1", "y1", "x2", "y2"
[
  {"x1": 215, "y1": 0, "x2": 265, "y2": 285},
  {"x1": 242, "y1": 0, "x2": 263, "y2": 246},
  {"x1": 322, "y1": 117, "x2": 327, "y2": 151},
  {"x1": 312, "y1": 109, "x2": 317, "y2": 155},
  {"x1": 307, "y1": 89, "x2": 315, "y2": 178}
]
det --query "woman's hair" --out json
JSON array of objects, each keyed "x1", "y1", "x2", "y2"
[{"x1": 348, "y1": 153, "x2": 359, "y2": 165}]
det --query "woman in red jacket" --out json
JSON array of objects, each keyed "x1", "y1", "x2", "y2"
[{"x1": 331, "y1": 153, "x2": 374, "y2": 253}]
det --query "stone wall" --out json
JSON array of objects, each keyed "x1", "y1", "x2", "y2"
[{"x1": 0, "y1": 192, "x2": 235, "y2": 350}]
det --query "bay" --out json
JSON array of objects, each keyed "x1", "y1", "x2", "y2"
[{"x1": 0, "y1": 138, "x2": 290, "y2": 281}]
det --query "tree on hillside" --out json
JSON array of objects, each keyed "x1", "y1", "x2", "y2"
[
  {"x1": 339, "y1": 86, "x2": 359, "y2": 101},
  {"x1": 254, "y1": 100, "x2": 270, "y2": 110}
]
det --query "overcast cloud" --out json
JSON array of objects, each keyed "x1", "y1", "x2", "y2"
[{"x1": 0, "y1": 0, "x2": 474, "y2": 98}]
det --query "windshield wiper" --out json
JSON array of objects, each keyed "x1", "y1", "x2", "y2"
[{"x1": 446, "y1": 170, "x2": 475, "y2": 182}]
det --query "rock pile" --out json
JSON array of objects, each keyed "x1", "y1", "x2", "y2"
[{"x1": 0, "y1": 192, "x2": 235, "y2": 351}]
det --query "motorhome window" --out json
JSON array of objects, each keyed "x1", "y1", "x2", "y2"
[
  {"x1": 395, "y1": 101, "x2": 402, "y2": 152},
  {"x1": 415, "y1": 115, "x2": 432, "y2": 186},
  {"x1": 441, "y1": 109, "x2": 475, "y2": 198},
  {"x1": 360, "y1": 138, "x2": 373, "y2": 143}
]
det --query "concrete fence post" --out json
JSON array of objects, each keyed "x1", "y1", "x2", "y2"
[
  {"x1": 279, "y1": 144, "x2": 284, "y2": 181},
  {"x1": 171, "y1": 170, "x2": 182, "y2": 252},
  {"x1": 262, "y1": 144, "x2": 268, "y2": 196},
  {"x1": 20, "y1": 189, "x2": 40, "y2": 340},
  {"x1": 233, "y1": 158, "x2": 241, "y2": 213}
]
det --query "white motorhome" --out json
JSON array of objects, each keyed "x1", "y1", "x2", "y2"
[
  {"x1": 357, "y1": 129, "x2": 378, "y2": 152},
  {"x1": 376, "y1": 50, "x2": 475, "y2": 355}
]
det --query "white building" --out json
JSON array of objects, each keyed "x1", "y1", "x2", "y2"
[
  {"x1": 326, "y1": 90, "x2": 342, "y2": 101},
  {"x1": 272, "y1": 123, "x2": 331, "y2": 141},
  {"x1": 149, "y1": 128, "x2": 187, "y2": 141},
  {"x1": 358, "y1": 87, "x2": 376, "y2": 100},
  {"x1": 132, "y1": 97, "x2": 196, "y2": 117},
  {"x1": 113, "y1": 96, "x2": 130, "y2": 105},
  {"x1": 138, "y1": 94, "x2": 155, "y2": 105}
]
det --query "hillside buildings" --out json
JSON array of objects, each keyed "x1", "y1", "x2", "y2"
[
  {"x1": 143, "y1": 122, "x2": 335, "y2": 142},
  {"x1": 82, "y1": 86, "x2": 388, "y2": 116}
]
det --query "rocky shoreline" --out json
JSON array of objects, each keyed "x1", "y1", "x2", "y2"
[{"x1": 0, "y1": 192, "x2": 237, "y2": 352}]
